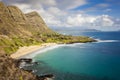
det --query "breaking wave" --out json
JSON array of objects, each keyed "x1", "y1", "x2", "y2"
[
  {"x1": 95, "y1": 39, "x2": 119, "y2": 43},
  {"x1": 21, "y1": 44, "x2": 65, "y2": 58}
]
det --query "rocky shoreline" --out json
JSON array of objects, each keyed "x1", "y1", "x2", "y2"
[{"x1": 0, "y1": 54, "x2": 54, "y2": 80}]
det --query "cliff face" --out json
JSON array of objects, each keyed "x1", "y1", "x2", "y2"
[
  {"x1": 7, "y1": 6, "x2": 27, "y2": 23},
  {"x1": 0, "y1": 2, "x2": 53, "y2": 37},
  {"x1": 0, "y1": 2, "x2": 29, "y2": 36},
  {"x1": 26, "y1": 11, "x2": 51, "y2": 33}
]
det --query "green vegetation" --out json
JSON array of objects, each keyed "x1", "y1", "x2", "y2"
[
  {"x1": 38, "y1": 33, "x2": 95, "y2": 44},
  {"x1": 0, "y1": 36, "x2": 42, "y2": 54},
  {"x1": 0, "y1": 33, "x2": 95, "y2": 54},
  {"x1": 19, "y1": 76, "x2": 23, "y2": 80}
]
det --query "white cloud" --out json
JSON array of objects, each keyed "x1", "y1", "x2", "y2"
[
  {"x1": 5, "y1": 0, "x2": 87, "y2": 10},
  {"x1": 47, "y1": 7, "x2": 67, "y2": 16},
  {"x1": 65, "y1": 14, "x2": 120, "y2": 31},
  {"x1": 39, "y1": 9, "x2": 63, "y2": 26},
  {"x1": 95, "y1": 15, "x2": 114, "y2": 27},
  {"x1": 66, "y1": 14, "x2": 96, "y2": 26},
  {"x1": 38, "y1": 0, "x2": 57, "y2": 6},
  {"x1": 66, "y1": 14, "x2": 115, "y2": 27},
  {"x1": 6, "y1": 0, "x2": 57, "y2": 7},
  {"x1": 57, "y1": 0, "x2": 87, "y2": 9},
  {"x1": 13, "y1": 3, "x2": 31, "y2": 12}
]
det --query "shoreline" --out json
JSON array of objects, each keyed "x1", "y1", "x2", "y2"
[
  {"x1": 10, "y1": 42, "x2": 95, "y2": 59},
  {"x1": 10, "y1": 43, "x2": 58, "y2": 59}
]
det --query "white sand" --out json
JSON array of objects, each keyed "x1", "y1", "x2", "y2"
[{"x1": 10, "y1": 43, "x2": 57, "y2": 59}]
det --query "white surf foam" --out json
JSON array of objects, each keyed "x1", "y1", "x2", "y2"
[
  {"x1": 65, "y1": 43, "x2": 84, "y2": 46},
  {"x1": 64, "y1": 43, "x2": 85, "y2": 48},
  {"x1": 95, "y1": 39, "x2": 119, "y2": 43},
  {"x1": 21, "y1": 44, "x2": 65, "y2": 58}
]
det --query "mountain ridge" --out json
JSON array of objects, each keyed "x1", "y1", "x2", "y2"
[
  {"x1": 0, "y1": 1, "x2": 54, "y2": 54},
  {"x1": 0, "y1": 1, "x2": 53, "y2": 37}
]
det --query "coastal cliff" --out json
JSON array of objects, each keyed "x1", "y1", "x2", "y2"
[{"x1": 0, "y1": 2, "x2": 95, "y2": 80}]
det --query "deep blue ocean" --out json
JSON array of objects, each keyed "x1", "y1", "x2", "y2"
[{"x1": 25, "y1": 31, "x2": 120, "y2": 80}]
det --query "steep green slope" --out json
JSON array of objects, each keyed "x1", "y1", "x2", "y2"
[{"x1": 0, "y1": 2, "x2": 54, "y2": 54}]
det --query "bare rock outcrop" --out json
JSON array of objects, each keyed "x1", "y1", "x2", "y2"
[
  {"x1": 0, "y1": 54, "x2": 37, "y2": 80},
  {"x1": 7, "y1": 6, "x2": 27, "y2": 23},
  {"x1": 0, "y1": 1, "x2": 53, "y2": 36}
]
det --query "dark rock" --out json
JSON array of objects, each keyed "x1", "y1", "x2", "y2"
[
  {"x1": 33, "y1": 62, "x2": 39, "y2": 65},
  {"x1": 39, "y1": 74, "x2": 54, "y2": 78},
  {"x1": 36, "y1": 74, "x2": 54, "y2": 80},
  {"x1": 18, "y1": 58, "x2": 32, "y2": 63}
]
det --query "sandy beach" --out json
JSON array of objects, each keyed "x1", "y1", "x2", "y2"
[{"x1": 10, "y1": 43, "x2": 57, "y2": 59}]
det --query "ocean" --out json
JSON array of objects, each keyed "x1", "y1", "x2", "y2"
[{"x1": 24, "y1": 31, "x2": 120, "y2": 80}]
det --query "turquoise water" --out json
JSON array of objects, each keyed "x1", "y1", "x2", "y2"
[{"x1": 25, "y1": 32, "x2": 120, "y2": 80}]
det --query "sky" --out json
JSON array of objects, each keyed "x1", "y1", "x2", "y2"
[{"x1": 2, "y1": 0, "x2": 120, "y2": 31}]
